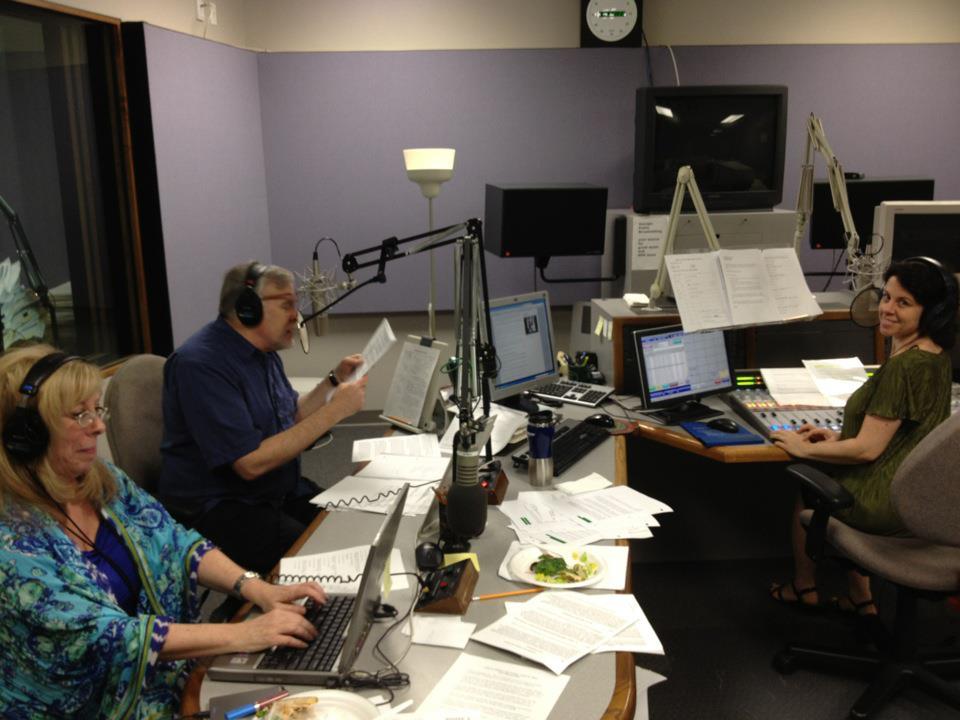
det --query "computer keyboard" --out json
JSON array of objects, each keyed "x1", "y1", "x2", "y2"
[
  {"x1": 551, "y1": 420, "x2": 610, "y2": 476},
  {"x1": 531, "y1": 379, "x2": 614, "y2": 408},
  {"x1": 258, "y1": 594, "x2": 355, "y2": 672}
]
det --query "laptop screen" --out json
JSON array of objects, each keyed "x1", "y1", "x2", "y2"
[
  {"x1": 337, "y1": 483, "x2": 409, "y2": 671},
  {"x1": 487, "y1": 290, "x2": 558, "y2": 402}
]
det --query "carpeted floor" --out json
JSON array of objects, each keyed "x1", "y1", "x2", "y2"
[{"x1": 632, "y1": 558, "x2": 960, "y2": 720}]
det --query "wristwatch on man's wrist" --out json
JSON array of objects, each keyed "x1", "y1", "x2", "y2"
[
  {"x1": 327, "y1": 369, "x2": 340, "y2": 387},
  {"x1": 231, "y1": 570, "x2": 261, "y2": 599}
]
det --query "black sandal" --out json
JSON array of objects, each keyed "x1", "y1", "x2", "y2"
[
  {"x1": 832, "y1": 595, "x2": 877, "y2": 616},
  {"x1": 769, "y1": 581, "x2": 820, "y2": 609}
]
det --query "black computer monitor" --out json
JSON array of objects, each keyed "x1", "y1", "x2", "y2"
[
  {"x1": 487, "y1": 290, "x2": 559, "y2": 405},
  {"x1": 632, "y1": 324, "x2": 734, "y2": 424}
]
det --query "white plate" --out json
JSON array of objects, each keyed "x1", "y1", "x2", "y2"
[
  {"x1": 264, "y1": 689, "x2": 379, "y2": 720},
  {"x1": 508, "y1": 547, "x2": 606, "y2": 589}
]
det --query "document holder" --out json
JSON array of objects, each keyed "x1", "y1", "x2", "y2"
[{"x1": 381, "y1": 336, "x2": 449, "y2": 435}]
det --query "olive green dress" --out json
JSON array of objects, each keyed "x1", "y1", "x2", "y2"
[{"x1": 834, "y1": 347, "x2": 951, "y2": 535}]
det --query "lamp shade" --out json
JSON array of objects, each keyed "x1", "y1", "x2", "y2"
[{"x1": 403, "y1": 148, "x2": 455, "y2": 198}]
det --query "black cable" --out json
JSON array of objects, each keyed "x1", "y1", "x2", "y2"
[
  {"x1": 314, "y1": 479, "x2": 439, "y2": 512},
  {"x1": 314, "y1": 236, "x2": 343, "y2": 258},
  {"x1": 641, "y1": 29, "x2": 655, "y2": 86},
  {"x1": 823, "y1": 249, "x2": 846, "y2": 291}
]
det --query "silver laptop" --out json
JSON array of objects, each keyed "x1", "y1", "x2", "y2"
[{"x1": 207, "y1": 484, "x2": 409, "y2": 684}]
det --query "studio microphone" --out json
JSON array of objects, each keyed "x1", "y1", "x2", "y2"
[
  {"x1": 309, "y1": 249, "x2": 328, "y2": 336},
  {"x1": 444, "y1": 434, "x2": 487, "y2": 549}
]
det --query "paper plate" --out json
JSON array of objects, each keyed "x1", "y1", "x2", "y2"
[
  {"x1": 508, "y1": 547, "x2": 606, "y2": 589},
  {"x1": 264, "y1": 689, "x2": 379, "y2": 720}
]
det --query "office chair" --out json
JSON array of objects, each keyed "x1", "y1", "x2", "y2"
[
  {"x1": 104, "y1": 354, "x2": 166, "y2": 496},
  {"x1": 773, "y1": 411, "x2": 960, "y2": 718}
]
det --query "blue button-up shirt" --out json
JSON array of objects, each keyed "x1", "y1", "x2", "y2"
[{"x1": 159, "y1": 317, "x2": 300, "y2": 509}]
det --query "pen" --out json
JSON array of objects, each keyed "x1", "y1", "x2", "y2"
[
  {"x1": 473, "y1": 588, "x2": 544, "y2": 601},
  {"x1": 224, "y1": 689, "x2": 290, "y2": 720}
]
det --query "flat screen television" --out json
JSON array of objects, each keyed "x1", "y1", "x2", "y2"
[{"x1": 633, "y1": 85, "x2": 788, "y2": 213}]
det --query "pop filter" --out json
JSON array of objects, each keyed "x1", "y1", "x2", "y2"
[{"x1": 850, "y1": 286, "x2": 881, "y2": 328}]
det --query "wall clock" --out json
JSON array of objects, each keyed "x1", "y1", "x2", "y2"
[{"x1": 580, "y1": 0, "x2": 643, "y2": 47}]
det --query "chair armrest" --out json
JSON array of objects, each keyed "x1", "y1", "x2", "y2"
[
  {"x1": 786, "y1": 463, "x2": 854, "y2": 512},
  {"x1": 786, "y1": 463, "x2": 854, "y2": 563}
]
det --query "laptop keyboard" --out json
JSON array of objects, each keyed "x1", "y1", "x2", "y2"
[
  {"x1": 258, "y1": 594, "x2": 355, "y2": 672},
  {"x1": 531, "y1": 379, "x2": 614, "y2": 407},
  {"x1": 552, "y1": 420, "x2": 609, "y2": 476}
]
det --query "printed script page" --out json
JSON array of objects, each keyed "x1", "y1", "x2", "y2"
[{"x1": 664, "y1": 252, "x2": 731, "y2": 332}]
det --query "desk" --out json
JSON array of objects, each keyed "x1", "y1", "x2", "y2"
[
  {"x1": 621, "y1": 396, "x2": 796, "y2": 563},
  {"x1": 182, "y1": 410, "x2": 637, "y2": 719}
]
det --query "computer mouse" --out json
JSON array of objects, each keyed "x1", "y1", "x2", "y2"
[
  {"x1": 585, "y1": 413, "x2": 615, "y2": 429},
  {"x1": 707, "y1": 417, "x2": 741, "y2": 434}
]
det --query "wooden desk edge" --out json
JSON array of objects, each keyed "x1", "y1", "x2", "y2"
[
  {"x1": 631, "y1": 419, "x2": 790, "y2": 463},
  {"x1": 183, "y1": 441, "x2": 636, "y2": 720}
]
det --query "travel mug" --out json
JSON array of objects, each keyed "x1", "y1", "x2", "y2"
[{"x1": 527, "y1": 410, "x2": 556, "y2": 487}]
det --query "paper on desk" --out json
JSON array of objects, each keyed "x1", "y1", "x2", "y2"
[
  {"x1": 439, "y1": 403, "x2": 525, "y2": 456},
  {"x1": 471, "y1": 590, "x2": 637, "y2": 674},
  {"x1": 503, "y1": 593, "x2": 662, "y2": 655},
  {"x1": 759, "y1": 367, "x2": 833, "y2": 407},
  {"x1": 555, "y1": 472, "x2": 612, "y2": 495},
  {"x1": 623, "y1": 292, "x2": 650, "y2": 307},
  {"x1": 416, "y1": 653, "x2": 569, "y2": 720},
  {"x1": 803, "y1": 357, "x2": 868, "y2": 404},
  {"x1": 310, "y1": 475, "x2": 438, "y2": 516},
  {"x1": 348, "y1": 317, "x2": 397, "y2": 382},
  {"x1": 498, "y1": 541, "x2": 629, "y2": 591},
  {"x1": 352, "y1": 434, "x2": 441, "y2": 463},
  {"x1": 401, "y1": 614, "x2": 476, "y2": 649},
  {"x1": 356, "y1": 454, "x2": 450, "y2": 482},
  {"x1": 278, "y1": 545, "x2": 409, "y2": 592}
]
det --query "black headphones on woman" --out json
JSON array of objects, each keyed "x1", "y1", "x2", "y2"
[
  {"x1": 3, "y1": 352, "x2": 79, "y2": 463},
  {"x1": 903, "y1": 256, "x2": 959, "y2": 336},
  {"x1": 234, "y1": 262, "x2": 266, "y2": 327}
]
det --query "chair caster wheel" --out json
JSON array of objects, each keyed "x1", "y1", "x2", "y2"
[{"x1": 773, "y1": 650, "x2": 798, "y2": 674}]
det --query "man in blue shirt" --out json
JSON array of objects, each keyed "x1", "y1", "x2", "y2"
[{"x1": 159, "y1": 262, "x2": 367, "y2": 574}]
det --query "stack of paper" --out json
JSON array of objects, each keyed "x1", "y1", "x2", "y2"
[
  {"x1": 497, "y1": 485, "x2": 672, "y2": 545},
  {"x1": 504, "y1": 593, "x2": 664, "y2": 657},
  {"x1": 416, "y1": 654, "x2": 570, "y2": 720},
  {"x1": 471, "y1": 590, "x2": 640, "y2": 674},
  {"x1": 761, "y1": 357, "x2": 867, "y2": 407},
  {"x1": 347, "y1": 317, "x2": 396, "y2": 382},
  {"x1": 277, "y1": 545, "x2": 409, "y2": 593},
  {"x1": 309, "y1": 454, "x2": 449, "y2": 516},
  {"x1": 351, "y1": 433, "x2": 440, "y2": 463}
]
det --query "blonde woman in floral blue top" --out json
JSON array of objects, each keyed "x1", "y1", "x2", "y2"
[{"x1": 0, "y1": 346, "x2": 327, "y2": 719}]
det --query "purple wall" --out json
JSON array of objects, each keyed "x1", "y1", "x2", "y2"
[
  {"x1": 143, "y1": 25, "x2": 271, "y2": 345},
  {"x1": 143, "y1": 33, "x2": 960, "y2": 321}
]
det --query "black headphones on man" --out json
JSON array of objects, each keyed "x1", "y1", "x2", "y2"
[
  {"x1": 234, "y1": 262, "x2": 266, "y2": 327},
  {"x1": 3, "y1": 352, "x2": 79, "y2": 463}
]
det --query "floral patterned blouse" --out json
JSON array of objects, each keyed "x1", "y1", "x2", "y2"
[{"x1": 0, "y1": 463, "x2": 214, "y2": 719}]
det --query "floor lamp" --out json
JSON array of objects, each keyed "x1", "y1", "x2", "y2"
[{"x1": 403, "y1": 147, "x2": 455, "y2": 338}]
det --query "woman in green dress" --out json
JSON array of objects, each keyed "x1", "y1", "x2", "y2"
[{"x1": 769, "y1": 257, "x2": 959, "y2": 614}]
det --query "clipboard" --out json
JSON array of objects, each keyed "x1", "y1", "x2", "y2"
[{"x1": 380, "y1": 335, "x2": 449, "y2": 435}]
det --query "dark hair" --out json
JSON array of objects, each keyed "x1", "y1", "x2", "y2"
[{"x1": 884, "y1": 258, "x2": 959, "y2": 349}]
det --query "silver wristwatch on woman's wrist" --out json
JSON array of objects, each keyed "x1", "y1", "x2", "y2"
[{"x1": 231, "y1": 570, "x2": 260, "y2": 599}]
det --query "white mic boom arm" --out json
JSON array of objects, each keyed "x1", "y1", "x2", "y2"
[
  {"x1": 647, "y1": 165, "x2": 721, "y2": 310},
  {"x1": 792, "y1": 113, "x2": 860, "y2": 263}
]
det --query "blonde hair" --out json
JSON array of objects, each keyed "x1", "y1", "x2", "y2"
[{"x1": 0, "y1": 344, "x2": 115, "y2": 512}]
